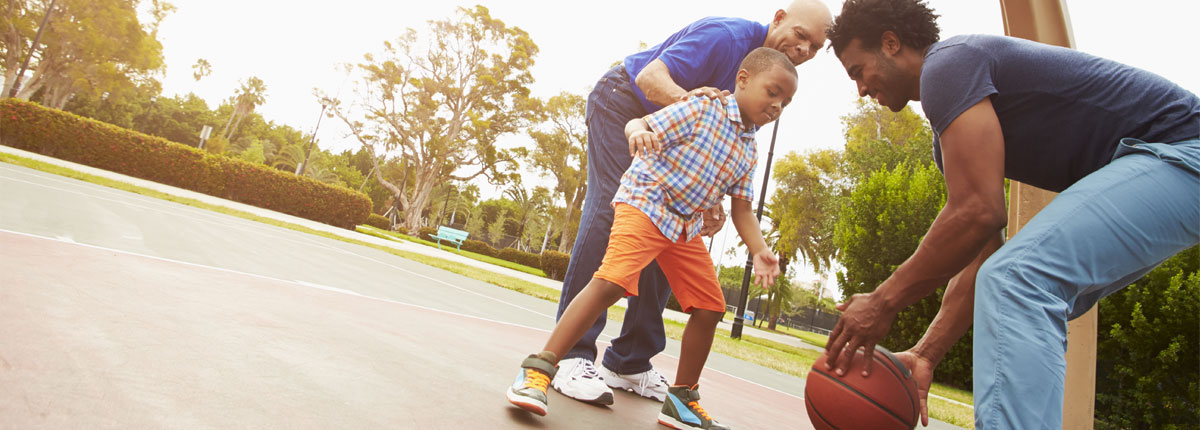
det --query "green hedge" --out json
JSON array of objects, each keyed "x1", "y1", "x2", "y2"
[
  {"x1": 0, "y1": 99, "x2": 370, "y2": 229},
  {"x1": 540, "y1": 250, "x2": 570, "y2": 281},
  {"x1": 498, "y1": 247, "x2": 541, "y2": 269},
  {"x1": 417, "y1": 226, "x2": 439, "y2": 241},
  {"x1": 365, "y1": 214, "x2": 392, "y2": 230},
  {"x1": 461, "y1": 239, "x2": 497, "y2": 257}
]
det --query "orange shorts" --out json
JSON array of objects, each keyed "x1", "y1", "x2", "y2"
[{"x1": 593, "y1": 203, "x2": 725, "y2": 313}]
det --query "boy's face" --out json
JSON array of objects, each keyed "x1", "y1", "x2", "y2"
[{"x1": 734, "y1": 64, "x2": 798, "y2": 127}]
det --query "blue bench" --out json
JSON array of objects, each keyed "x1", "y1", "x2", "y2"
[{"x1": 429, "y1": 226, "x2": 469, "y2": 251}]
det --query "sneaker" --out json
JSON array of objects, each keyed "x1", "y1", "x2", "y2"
[
  {"x1": 601, "y1": 365, "x2": 670, "y2": 402},
  {"x1": 506, "y1": 352, "x2": 558, "y2": 416},
  {"x1": 552, "y1": 358, "x2": 615, "y2": 405},
  {"x1": 657, "y1": 385, "x2": 731, "y2": 430}
]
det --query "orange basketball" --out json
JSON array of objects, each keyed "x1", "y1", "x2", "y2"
[{"x1": 805, "y1": 346, "x2": 920, "y2": 430}]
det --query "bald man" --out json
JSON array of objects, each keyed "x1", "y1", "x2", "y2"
[{"x1": 552, "y1": 0, "x2": 832, "y2": 406}]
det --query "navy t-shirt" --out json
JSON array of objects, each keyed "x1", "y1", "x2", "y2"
[
  {"x1": 624, "y1": 17, "x2": 769, "y2": 114},
  {"x1": 922, "y1": 35, "x2": 1200, "y2": 192}
]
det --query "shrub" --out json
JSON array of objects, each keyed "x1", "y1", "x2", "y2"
[
  {"x1": 417, "y1": 226, "x2": 438, "y2": 241},
  {"x1": 540, "y1": 250, "x2": 571, "y2": 281},
  {"x1": 498, "y1": 247, "x2": 541, "y2": 269},
  {"x1": 0, "y1": 99, "x2": 371, "y2": 229},
  {"x1": 460, "y1": 239, "x2": 497, "y2": 257},
  {"x1": 365, "y1": 213, "x2": 392, "y2": 230}
]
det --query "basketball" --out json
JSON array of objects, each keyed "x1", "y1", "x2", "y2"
[{"x1": 804, "y1": 346, "x2": 920, "y2": 430}]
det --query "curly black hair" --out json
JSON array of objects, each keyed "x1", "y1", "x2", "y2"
[{"x1": 827, "y1": 0, "x2": 941, "y2": 57}]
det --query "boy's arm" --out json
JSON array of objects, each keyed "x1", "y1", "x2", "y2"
[
  {"x1": 730, "y1": 197, "x2": 779, "y2": 287},
  {"x1": 629, "y1": 95, "x2": 709, "y2": 158}
]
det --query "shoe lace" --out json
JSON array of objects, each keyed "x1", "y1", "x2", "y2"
[
  {"x1": 640, "y1": 368, "x2": 667, "y2": 392},
  {"x1": 688, "y1": 401, "x2": 712, "y2": 421},
  {"x1": 524, "y1": 370, "x2": 551, "y2": 391},
  {"x1": 576, "y1": 361, "x2": 600, "y2": 379}
]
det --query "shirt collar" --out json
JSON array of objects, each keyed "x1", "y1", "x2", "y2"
[{"x1": 723, "y1": 94, "x2": 759, "y2": 137}]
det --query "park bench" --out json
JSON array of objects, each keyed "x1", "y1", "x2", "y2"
[{"x1": 429, "y1": 226, "x2": 469, "y2": 251}]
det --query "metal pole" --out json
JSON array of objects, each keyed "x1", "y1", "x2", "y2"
[
  {"x1": 731, "y1": 118, "x2": 780, "y2": 339},
  {"x1": 296, "y1": 103, "x2": 327, "y2": 176},
  {"x1": 8, "y1": 0, "x2": 57, "y2": 99}
]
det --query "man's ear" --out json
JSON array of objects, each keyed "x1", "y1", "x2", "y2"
[
  {"x1": 773, "y1": 9, "x2": 787, "y2": 26},
  {"x1": 881, "y1": 30, "x2": 902, "y2": 56}
]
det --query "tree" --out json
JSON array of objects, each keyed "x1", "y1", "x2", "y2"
[
  {"x1": 487, "y1": 209, "x2": 511, "y2": 246},
  {"x1": 1095, "y1": 246, "x2": 1198, "y2": 429},
  {"x1": 839, "y1": 98, "x2": 933, "y2": 181},
  {"x1": 1, "y1": 0, "x2": 165, "y2": 108},
  {"x1": 832, "y1": 161, "x2": 968, "y2": 387},
  {"x1": 518, "y1": 91, "x2": 587, "y2": 252},
  {"x1": 192, "y1": 58, "x2": 211, "y2": 81},
  {"x1": 221, "y1": 76, "x2": 267, "y2": 141},
  {"x1": 768, "y1": 149, "x2": 846, "y2": 275},
  {"x1": 324, "y1": 6, "x2": 538, "y2": 233}
]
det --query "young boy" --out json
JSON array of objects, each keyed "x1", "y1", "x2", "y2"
[{"x1": 506, "y1": 47, "x2": 797, "y2": 430}]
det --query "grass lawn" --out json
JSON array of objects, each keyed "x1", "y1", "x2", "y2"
[
  {"x1": 356, "y1": 225, "x2": 548, "y2": 278},
  {"x1": 1, "y1": 150, "x2": 976, "y2": 428}
]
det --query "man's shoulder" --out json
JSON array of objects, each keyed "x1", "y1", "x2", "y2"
[{"x1": 684, "y1": 17, "x2": 766, "y2": 41}]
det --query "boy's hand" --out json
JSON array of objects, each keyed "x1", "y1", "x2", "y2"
[
  {"x1": 699, "y1": 206, "x2": 726, "y2": 237},
  {"x1": 751, "y1": 250, "x2": 780, "y2": 288},
  {"x1": 628, "y1": 130, "x2": 662, "y2": 158}
]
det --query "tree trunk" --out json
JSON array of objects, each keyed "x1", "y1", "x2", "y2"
[{"x1": 557, "y1": 184, "x2": 586, "y2": 253}]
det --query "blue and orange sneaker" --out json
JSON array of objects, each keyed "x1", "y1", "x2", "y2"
[
  {"x1": 506, "y1": 351, "x2": 558, "y2": 416},
  {"x1": 658, "y1": 385, "x2": 731, "y2": 429}
]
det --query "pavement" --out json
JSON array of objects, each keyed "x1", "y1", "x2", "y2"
[{"x1": 0, "y1": 143, "x2": 966, "y2": 429}]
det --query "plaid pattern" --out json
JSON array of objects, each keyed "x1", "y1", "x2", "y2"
[{"x1": 612, "y1": 94, "x2": 758, "y2": 242}]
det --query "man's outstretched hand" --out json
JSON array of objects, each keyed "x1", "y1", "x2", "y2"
[{"x1": 824, "y1": 292, "x2": 897, "y2": 377}]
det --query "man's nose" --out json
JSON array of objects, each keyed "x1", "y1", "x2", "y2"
[{"x1": 856, "y1": 81, "x2": 868, "y2": 98}]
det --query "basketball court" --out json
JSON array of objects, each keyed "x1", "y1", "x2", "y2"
[{"x1": 0, "y1": 157, "x2": 962, "y2": 429}]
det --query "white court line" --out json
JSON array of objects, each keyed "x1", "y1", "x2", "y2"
[{"x1": 0, "y1": 228, "x2": 808, "y2": 402}]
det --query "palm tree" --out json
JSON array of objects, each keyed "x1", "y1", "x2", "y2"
[
  {"x1": 191, "y1": 58, "x2": 212, "y2": 82},
  {"x1": 221, "y1": 76, "x2": 268, "y2": 141}
]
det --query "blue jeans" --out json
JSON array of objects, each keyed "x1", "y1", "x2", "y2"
[
  {"x1": 556, "y1": 65, "x2": 674, "y2": 374},
  {"x1": 974, "y1": 138, "x2": 1200, "y2": 429}
]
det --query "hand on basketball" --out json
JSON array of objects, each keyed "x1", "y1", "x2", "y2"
[
  {"x1": 824, "y1": 292, "x2": 897, "y2": 378},
  {"x1": 680, "y1": 86, "x2": 730, "y2": 102},
  {"x1": 627, "y1": 130, "x2": 661, "y2": 158},
  {"x1": 699, "y1": 205, "x2": 726, "y2": 237},
  {"x1": 751, "y1": 250, "x2": 780, "y2": 289},
  {"x1": 893, "y1": 350, "x2": 935, "y2": 427}
]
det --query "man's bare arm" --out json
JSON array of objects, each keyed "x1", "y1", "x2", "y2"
[{"x1": 635, "y1": 59, "x2": 727, "y2": 107}]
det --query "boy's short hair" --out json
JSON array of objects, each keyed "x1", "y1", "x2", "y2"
[
  {"x1": 827, "y1": 0, "x2": 941, "y2": 57},
  {"x1": 739, "y1": 47, "x2": 797, "y2": 77}
]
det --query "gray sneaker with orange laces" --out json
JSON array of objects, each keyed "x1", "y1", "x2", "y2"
[
  {"x1": 506, "y1": 351, "x2": 558, "y2": 416},
  {"x1": 657, "y1": 385, "x2": 731, "y2": 429}
]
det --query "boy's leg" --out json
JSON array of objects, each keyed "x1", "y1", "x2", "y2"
[
  {"x1": 599, "y1": 263, "x2": 673, "y2": 400},
  {"x1": 973, "y1": 140, "x2": 1199, "y2": 430},
  {"x1": 544, "y1": 278, "x2": 629, "y2": 359},
  {"x1": 654, "y1": 234, "x2": 732, "y2": 430}
]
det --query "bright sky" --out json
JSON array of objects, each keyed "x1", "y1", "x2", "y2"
[{"x1": 156, "y1": 0, "x2": 1200, "y2": 297}]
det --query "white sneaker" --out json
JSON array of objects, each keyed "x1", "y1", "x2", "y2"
[
  {"x1": 600, "y1": 366, "x2": 669, "y2": 402},
  {"x1": 551, "y1": 358, "x2": 614, "y2": 405}
]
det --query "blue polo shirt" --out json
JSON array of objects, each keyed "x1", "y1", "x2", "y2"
[
  {"x1": 922, "y1": 35, "x2": 1200, "y2": 192},
  {"x1": 623, "y1": 17, "x2": 769, "y2": 114}
]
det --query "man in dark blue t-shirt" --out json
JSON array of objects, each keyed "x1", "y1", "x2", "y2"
[
  {"x1": 821, "y1": 0, "x2": 1198, "y2": 428},
  {"x1": 550, "y1": 0, "x2": 833, "y2": 407}
]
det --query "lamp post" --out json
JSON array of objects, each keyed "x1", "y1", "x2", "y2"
[
  {"x1": 731, "y1": 118, "x2": 780, "y2": 339},
  {"x1": 8, "y1": 0, "x2": 57, "y2": 99},
  {"x1": 296, "y1": 103, "x2": 328, "y2": 176}
]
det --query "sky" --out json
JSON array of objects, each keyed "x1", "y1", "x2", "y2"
[{"x1": 154, "y1": 0, "x2": 1200, "y2": 298}]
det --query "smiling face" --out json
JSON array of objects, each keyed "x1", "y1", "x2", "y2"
[
  {"x1": 734, "y1": 64, "x2": 798, "y2": 127},
  {"x1": 764, "y1": 0, "x2": 833, "y2": 66},
  {"x1": 837, "y1": 36, "x2": 919, "y2": 112}
]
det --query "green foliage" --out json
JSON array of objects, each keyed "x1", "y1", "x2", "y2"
[
  {"x1": 518, "y1": 91, "x2": 588, "y2": 252},
  {"x1": 365, "y1": 213, "x2": 392, "y2": 230},
  {"x1": 768, "y1": 149, "x2": 845, "y2": 274},
  {"x1": 461, "y1": 239, "x2": 498, "y2": 257},
  {"x1": 416, "y1": 226, "x2": 438, "y2": 240},
  {"x1": 487, "y1": 209, "x2": 512, "y2": 245},
  {"x1": 831, "y1": 161, "x2": 969, "y2": 387},
  {"x1": 839, "y1": 98, "x2": 934, "y2": 181},
  {"x1": 1096, "y1": 247, "x2": 1199, "y2": 429},
  {"x1": 0, "y1": 99, "x2": 371, "y2": 229},
  {"x1": 498, "y1": 247, "x2": 542, "y2": 269},
  {"x1": 540, "y1": 250, "x2": 571, "y2": 281},
  {"x1": 464, "y1": 212, "x2": 487, "y2": 239}
]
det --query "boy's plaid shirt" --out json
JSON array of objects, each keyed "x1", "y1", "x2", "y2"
[{"x1": 612, "y1": 94, "x2": 758, "y2": 243}]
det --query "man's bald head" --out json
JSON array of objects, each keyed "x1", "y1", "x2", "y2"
[{"x1": 764, "y1": 0, "x2": 834, "y2": 66}]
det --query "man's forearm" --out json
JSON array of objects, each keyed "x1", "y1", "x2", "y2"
[
  {"x1": 635, "y1": 59, "x2": 688, "y2": 107},
  {"x1": 877, "y1": 202, "x2": 1006, "y2": 314},
  {"x1": 912, "y1": 232, "x2": 1004, "y2": 363}
]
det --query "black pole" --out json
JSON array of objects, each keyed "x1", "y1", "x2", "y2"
[
  {"x1": 8, "y1": 0, "x2": 57, "y2": 99},
  {"x1": 297, "y1": 103, "x2": 327, "y2": 176},
  {"x1": 731, "y1": 119, "x2": 780, "y2": 339}
]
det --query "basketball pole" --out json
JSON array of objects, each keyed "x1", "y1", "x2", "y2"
[{"x1": 731, "y1": 118, "x2": 780, "y2": 339}]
